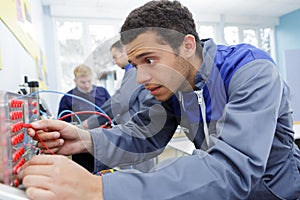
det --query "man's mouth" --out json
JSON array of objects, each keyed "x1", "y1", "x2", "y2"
[{"x1": 146, "y1": 85, "x2": 161, "y2": 96}]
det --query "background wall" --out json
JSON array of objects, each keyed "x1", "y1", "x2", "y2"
[
  {"x1": 0, "y1": 20, "x2": 36, "y2": 91},
  {"x1": 0, "y1": 0, "x2": 45, "y2": 92},
  {"x1": 275, "y1": 9, "x2": 300, "y2": 120},
  {"x1": 0, "y1": 0, "x2": 46, "y2": 89}
]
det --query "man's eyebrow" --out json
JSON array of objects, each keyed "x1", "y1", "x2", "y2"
[
  {"x1": 136, "y1": 52, "x2": 153, "y2": 59},
  {"x1": 128, "y1": 52, "x2": 154, "y2": 66}
]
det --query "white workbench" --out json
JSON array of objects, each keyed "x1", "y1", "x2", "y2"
[
  {"x1": 294, "y1": 124, "x2": 300, "y2": 140},
  {"x1": 0, "y1": 183, "x2": 28, "y2": 200},
  {"x1": 167, "y1": 137, "x2": 195, "y2": 156}
]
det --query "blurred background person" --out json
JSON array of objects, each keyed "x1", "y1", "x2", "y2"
[
  {"x1": 58, "y1": 64, "x2": 110, "y2": 172},
  {"x1": 83, "y1": 40, "x2": 157, "y2": 172}
]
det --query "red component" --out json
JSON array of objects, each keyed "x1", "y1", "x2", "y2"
[
  {"x1": 13, "y1": 158, "x2": 26, "y2": 174},
  {"x1": 11, "y1": 122, "x2": 24, "y2": 132},
  {"x1": 9, "y1": 112, "x2": 15, "y2": 120},
  {"x1": 10, "y1": 124, "x2": 15, "y2": 132},
  {"x1": 9, "y1": 111, "x2": 23, "y2": 120},
  {"x1": 17, "y1": 100, "x2": 23, "y2": 107},
  {"x1": 32, "y1": 109, "x2": 38, "y2": 115},
  {"x1": 13, "y1": 165, "x2": 18, "y2": 174},
  {"x1": 11, "y1": 135, "x2": 17, "y2": 145},
  {"x1": 12, "y1": 146, "x2": 25, "y2": 162},
  {"x1": 20, "y1": 158, "x2": 25, "y2": 165},
  {"x1": 13, "y1": 179, "x2": 19, "y2": 187},
  {"x1": 22, "y1": 123, "x2": 32, "y2": 128},
  {"x1": 32, "y1": 101, "x2": 38, "y2": 107},
  {"x1": 9, "y1": 100, "x2": 23, "y2": 108},
  {"x1": 18, "y1": 132, "x2": 25, "y2": 142}
]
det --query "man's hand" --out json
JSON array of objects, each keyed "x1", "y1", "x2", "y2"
[
  {"x1": 82, "y1": 120, "x2": 89, "y2": 129},
  {"x1": 18, "y1": 155, "x2": 103, "y2": 200},
  {"x1": 27, "y1": 119, "x2": 93, "y2": 155}
]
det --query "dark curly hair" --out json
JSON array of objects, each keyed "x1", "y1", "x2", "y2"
[{"x1": 120, "y1": 0, "x2": 202, "y2": 55}]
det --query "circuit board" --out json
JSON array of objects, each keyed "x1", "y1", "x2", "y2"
[{"x1": 0, "y1": 90, "x2": 39, "y2": 187}]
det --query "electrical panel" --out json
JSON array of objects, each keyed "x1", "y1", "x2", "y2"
[{"x1": 0, "y1": 90, "x2": 39, "y2": 187}]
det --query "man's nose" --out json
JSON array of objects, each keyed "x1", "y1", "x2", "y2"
[
  {"x1": 136, "y1": 67, "x2": 151, "y2": 84},
  {"x1": 83, "y1": 82, "x2": 90, "y2": 87}
]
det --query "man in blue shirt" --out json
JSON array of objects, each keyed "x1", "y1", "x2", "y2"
[{"x1": 58, "y1": 64, "x2": 110, "y2": 173}]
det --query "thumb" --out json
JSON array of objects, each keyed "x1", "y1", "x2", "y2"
[{"x1": 31, "y1": 119, "x2": 67, "y2": 131}]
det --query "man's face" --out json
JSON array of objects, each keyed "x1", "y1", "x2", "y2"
[
  {"x1": 111, "y1": 47, "x2": 128, "y2": 69},
  {"x1": 126, "y1": 32, "x2": 193, "y2": 102},
  {"x1": 74, "y1": 75, "x2": 93, "y2": 93}
]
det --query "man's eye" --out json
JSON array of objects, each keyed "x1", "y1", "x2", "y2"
[{"x1": 146, "y1": 59, "x2": 154, "y2": 64}]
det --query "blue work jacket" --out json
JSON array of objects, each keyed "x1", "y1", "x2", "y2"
[{"x1": 90, "y1": 39, "x2": 300, "y2": 199}]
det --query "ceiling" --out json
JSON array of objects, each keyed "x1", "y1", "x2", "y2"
[{"x1": 42, "y1": 0, "x2": 300, "y2": 20}]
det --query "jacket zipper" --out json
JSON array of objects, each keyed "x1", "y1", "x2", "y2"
[{"x1": 195, "y1": 89, "x2": 210, "y2": 148}]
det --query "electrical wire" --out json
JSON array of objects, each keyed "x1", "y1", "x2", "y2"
[
  {"x1": 22, "y1": 123, "x2": 55, "y2": 155},
  {"x1": 57, "y1": 109, "x2": 82, "y2": 124},
  {"x1": 30, "y1": 89, "x2": 115, "y2": 126},
  {"x1": 29, "y1": 90, "x2": 108, "y2": 117},
  {"x1": 22, "y1": 111, "x2": 112, "y2": 156},
  {"x1": 21, "y1": 90, "x2": 114, "y2": 156},
  {"x1": 58, "y1": 111, "x2": 112, "y2": 125}
]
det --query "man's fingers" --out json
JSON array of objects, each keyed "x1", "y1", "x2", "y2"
[
  {"x1": 26, "y1": 186, "x2": 56, "y2": 200},
  {"x1": 19, "y1": 155, "x2": 54, "y2": 169},
  {"x1": 37, "y1": 138, "x2": 64, "y2": 149},
  {"x1": 27, "y1": 128, "x2": 36, "y2": 137},
  {"x1": 36, "y1": 131, "x2": 61, "y2": 141},
  {"x1": 20, "y1": 165, "x2": 53, "y2": 179},
  {"x1": 18, "y1": 155, "x2": 66, "y2": 178},
  {"x1": 30, "y1": 119, "x2": 68, "y2": 131}
]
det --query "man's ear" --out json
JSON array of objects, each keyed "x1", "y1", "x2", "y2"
[{"x1": 182, "y1": 34, "x2": 197, "y2": 58}]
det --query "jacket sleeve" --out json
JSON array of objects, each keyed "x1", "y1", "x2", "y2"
[
  {"x1": 90, "y1": 94, "x2": 178, "y2": 168},
  {"x1": 101, "y1": 60, "x2": 284, "y2": 199},
  {"x1": 86, "y1": 69, "x2": 141, "y2": 128}
]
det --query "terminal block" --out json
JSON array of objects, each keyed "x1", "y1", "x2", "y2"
[{"x1": 0, "y1": 91, "x2": 39, "y2": 187}]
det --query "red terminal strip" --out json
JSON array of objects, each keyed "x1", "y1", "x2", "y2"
[
  {"x1": 11, "y1": 122, "x2": 33, "y2": 133},
  {"x1": 10, "y1": 111, "x2": 23, "y2": 120},
  {"x1": 10, "y1": 122, "x2": 24, "y2": 133},
  {"x1": 12, "y1": 146, "x2": 25, "y2": 162},
  {"x1": 13, "y1": 158, "x2": 26, "y2": 174},
  {"x1": 11, "y1": 132, "x2": 24, "y2": 145},
  {"x1": 9, "y1": 99, "x2": 23, "y2": 108}
]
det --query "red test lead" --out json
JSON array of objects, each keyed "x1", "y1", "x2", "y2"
[{"x1": 22, "y1": 123, "x2": 33, "y2": 129}]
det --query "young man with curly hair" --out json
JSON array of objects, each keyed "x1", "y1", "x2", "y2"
[{"x1": 16, "y1": 1, "x2": 300, "y2": 199}]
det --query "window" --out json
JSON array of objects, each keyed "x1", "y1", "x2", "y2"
[
  {"x1": 243, "y1": 28, "x2": 258, "y2": 47},
  {"x1": 56, "y1": 21, "x2": 84, "y2": 92},
  {"x1": 55, "y1": 20, "x2": 118, "y2": 93},
  {"x1": 224, "y1": 25, "x2": 273, "y2": 56},
  {"x1": 259, "y1": 28, "x2": 272, "y2": 55},
  {"x1": 88, "y1": 24, "x2": 115, "y2": 52},
  {"x1": 224, "y1": 26, "x2": 239, "y2": 45},
  {"x1": 198, "y1": 25, "x2": 215, "y2": 40}
]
